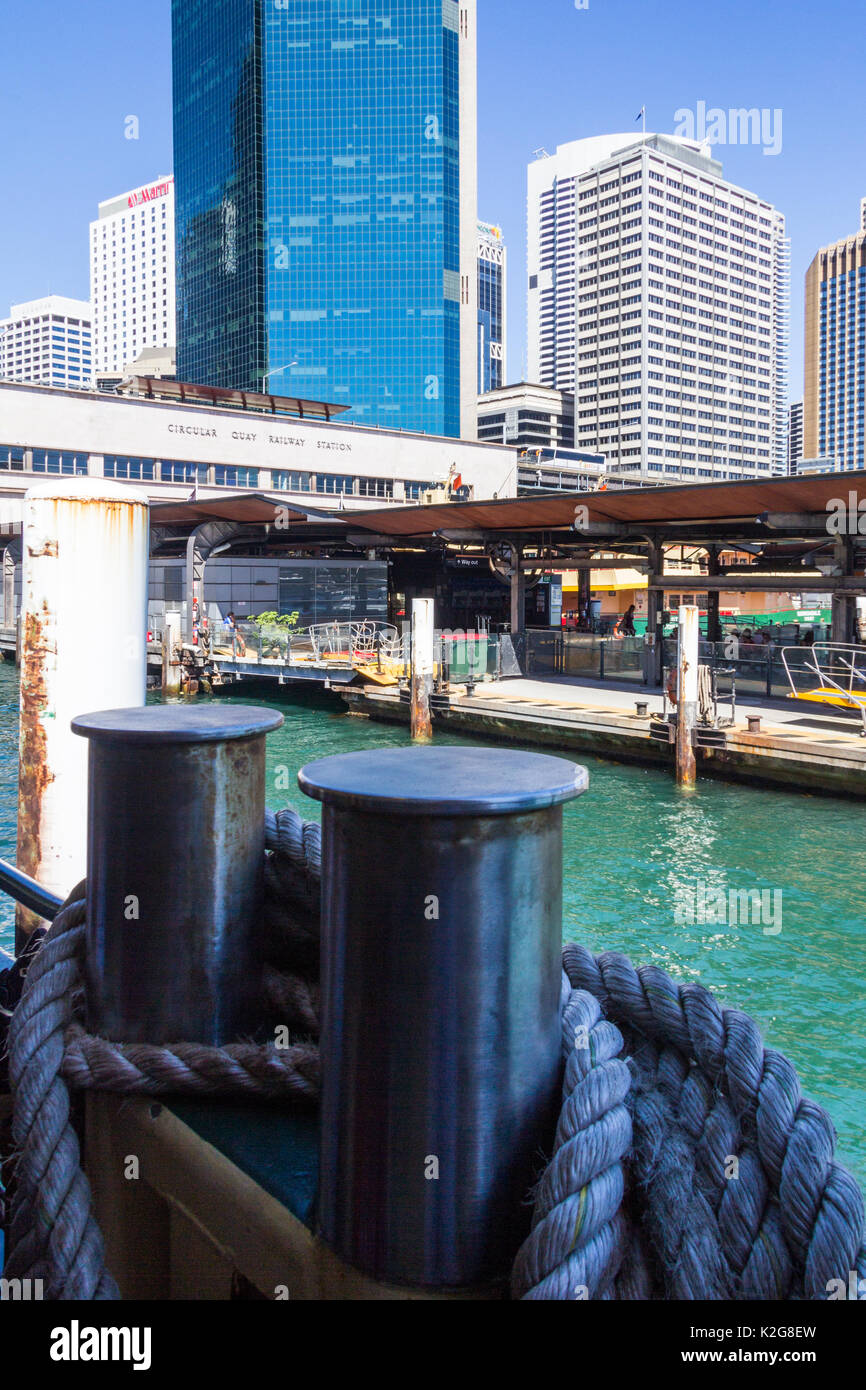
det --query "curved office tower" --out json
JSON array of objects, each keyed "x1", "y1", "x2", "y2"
[{"x1": 172, "y1": 0, "x2": 477, "y2": 439}]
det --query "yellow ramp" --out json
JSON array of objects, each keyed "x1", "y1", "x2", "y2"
[{"x1": 789, "y1": 687, "x2": 866, "y2": 710}]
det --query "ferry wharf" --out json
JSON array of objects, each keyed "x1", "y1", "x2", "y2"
[{"x1": 342, "y1": 674, "x2": 866, "y2": 797}]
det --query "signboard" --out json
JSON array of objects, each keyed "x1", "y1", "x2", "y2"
[
  {"x1": 128, "y1": 179, "x2": 173, "y2": 208},
  {"x1": 447, "y1": 555, "x2": 487, "y2": 570},
  {"x1": 548, "y1": 576, "x2": 562, "y2": 629}
]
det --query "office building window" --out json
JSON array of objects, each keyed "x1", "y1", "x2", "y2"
[
  {"x1": 104, "y1": 456, "x2": 156, "y2": 481},
  {"x1": 32, "y1": 449, "x2": 89, "y2": 476},
  {"x1": 214, "y1": 465, "x2": 259, "y2": 488}
]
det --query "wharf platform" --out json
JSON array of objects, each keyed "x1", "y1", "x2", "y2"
[
  {"x1": 341, "y1": 675, "x2": 866, "y2": 798},
  {"x1": 86, "y1": 1094, "x2": 473, "y2": 1300},
  {"x1": 211, "y1": 652, "x2": 358, "y2": 685}
]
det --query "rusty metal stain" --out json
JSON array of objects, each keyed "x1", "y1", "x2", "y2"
[
  {"x1": 17, "y1": 603, "x2": 55, "y2": 934},
  {"x1": 26, "y1": 539, "x2": 58, "y2": 559}
]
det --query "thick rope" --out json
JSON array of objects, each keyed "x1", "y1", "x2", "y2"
[
  {"x1": 5, "y1": 897, "x2": 117, "y2": 1299},
  {"x1": 3, "y1": 808, "x2": 323, "y2": 1299},
  {"x1": 513, "y1": 945, "x2": 866, "y2": 1300},
  {"x1": 511, "y1": 982, "x2": 638, "y2": 1300},
  {"x1": 61, "y1": 1028, "x2": 319, "y2": 1101},
  {"x1": 263, "y1": 808, "x2": 321, "y2": 973},
  {"x1": 265, "y1": 806, "x2": 321, "y2": 875}
]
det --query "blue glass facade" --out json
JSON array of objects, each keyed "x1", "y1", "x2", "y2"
[
  {"x1": 173, "y1": 0, "x2": 266, "y2": 391},
  {"x1": 477, "y1": 254, "x2": 503, "y2": 394},
  {"x1": 173, "y1": 0, "x2": 469, "y2": 436}
]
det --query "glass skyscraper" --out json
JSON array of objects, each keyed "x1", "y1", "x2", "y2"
[
  {"x1": 172, "y1": 0, "x2": 477, "y2": 438},
  {"x1": 477, "y1": 221, "x2": 505, "y2": 394}
]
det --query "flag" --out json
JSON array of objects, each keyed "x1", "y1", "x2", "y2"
[{"x1": 635, "y1": 106, "x2": 645, "y2": 122}]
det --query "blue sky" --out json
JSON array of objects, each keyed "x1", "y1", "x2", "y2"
[{"x1": 1, "y1": 0, "x2": 864, "y2": 400}]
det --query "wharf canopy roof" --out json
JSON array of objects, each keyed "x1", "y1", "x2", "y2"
[
  {"x1": 150, "y1": 494, "x2": 343, "y2": 527},
  {"x1": 117, "y1": 376, "x2": 350, "y2": 421},
  {"x1": 148, "y1": 472, "x2": 866, "y2": 557},
  {"x1": 339, "y1": 471, "x2": 866, "y2": 539}
]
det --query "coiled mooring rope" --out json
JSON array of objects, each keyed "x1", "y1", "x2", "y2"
[
  {"x1": 511, "y1": 946, "x2": 866, "y2": 1300},
  {"x1": 2, "y1": 807, "x2": 865, "y2": 1300}
]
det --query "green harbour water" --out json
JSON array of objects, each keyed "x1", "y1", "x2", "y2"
[{"x1": 1, "y1": 663, "x2": 864, "y2": 1189}]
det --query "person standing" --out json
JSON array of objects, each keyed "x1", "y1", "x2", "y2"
[
  {"x1": 226, "y1": 611, "x2": 247, "y2": 657},
  {"x1": 618, "y1": 604, "x2": 637, "y2": 637}
]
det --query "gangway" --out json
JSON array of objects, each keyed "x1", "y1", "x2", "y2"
[
  {"x1": 188, "y1": 619, "x2": 493, "y2": 691},
  {"x1": 780, "y1": 644, "x2": 866, "y2": 735},
  {"x1": 206, "y1": 619, "x2": 407, "y2": 687}
]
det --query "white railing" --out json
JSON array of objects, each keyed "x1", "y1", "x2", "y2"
[
  {"x1": 306, "y1": 620, "x2": 401, "y2": 662},
  {"x1": 780, "y1": 643, "x2": 866, "y2": 734}
]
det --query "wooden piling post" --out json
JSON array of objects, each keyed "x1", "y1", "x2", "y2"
[
  {"x1": 410, "y1": 597, "x2": 433, "y2": 742},
  {"x1": 675, "y1": 604, "x2": 698, "y2": 788},
  {"x1": 162, "y1": 611, "x2": 182, "y2": 696}
]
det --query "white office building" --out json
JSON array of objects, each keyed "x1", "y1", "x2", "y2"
[
  {"x1": 478, "y1": 382, "x2": 574, "y2": 449},
  {"x1": 527, "y1": 133, "x2": 790, "y2": 481},
  {"x1": 89, "y1": 176, "x2": 175, "y2": 382},
  {"x1": 0, "y1": 296, "x2": 92, "y2": 389}
]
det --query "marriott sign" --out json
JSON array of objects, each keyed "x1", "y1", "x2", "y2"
[{"x1": 127, "y1": 178, "x2": 173, "y2": 209}]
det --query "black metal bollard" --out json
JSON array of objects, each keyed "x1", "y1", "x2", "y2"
[
  {"x1": 72, "y1": 705, "x2": 283, "y2": 1044},
  {"x1": 300, "y1": 744, "x2": 588, "y2": 1289}
]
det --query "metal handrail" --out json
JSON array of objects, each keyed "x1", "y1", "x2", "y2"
[
  {"x1": 780, "y1": 643, "x2": 866, "y2": 734},
  {"x1": 0, "y1": 856, "x2": 63, "y2": 922}
]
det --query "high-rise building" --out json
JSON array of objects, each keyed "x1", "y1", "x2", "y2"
[
  {"x1": 0, "y1": 296, "x2": 92, "y2": 389},
  {"x1": 804, "y1": 202, "x2": 866, "y2": 472},
  {"x1": 172, "y1": 0, "x2": 477, "y2": 438},
  {"x1": 477, "y1": 381, "x2": 610, "y2": 490},
  {"x1": 527, "y1": 133, "x2": 790, "y2": 481},
  {"x1": 477, "y1": 221, "x2": 505, "y2": 394},
  {"x1": 477, "y1": 382, "x2": 573, "y2": 449},
  {"x1": 89, "y1": 177, "x2": 176, "y2": 382},
  {"x1": 861, "y1": 196, "x2": 866, "y2": 234},
  {"x1": 788, "y1": 400, "x2": 803, "y2": 473}
]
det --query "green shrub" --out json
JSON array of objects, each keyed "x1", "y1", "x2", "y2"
[{"x1": 254, "y1": 610, "x2": 301, "y2": 631}]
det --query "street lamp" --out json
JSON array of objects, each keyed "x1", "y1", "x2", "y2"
[{"x1": 260, "y1": 360, "x2": 298, "y2": 393}]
